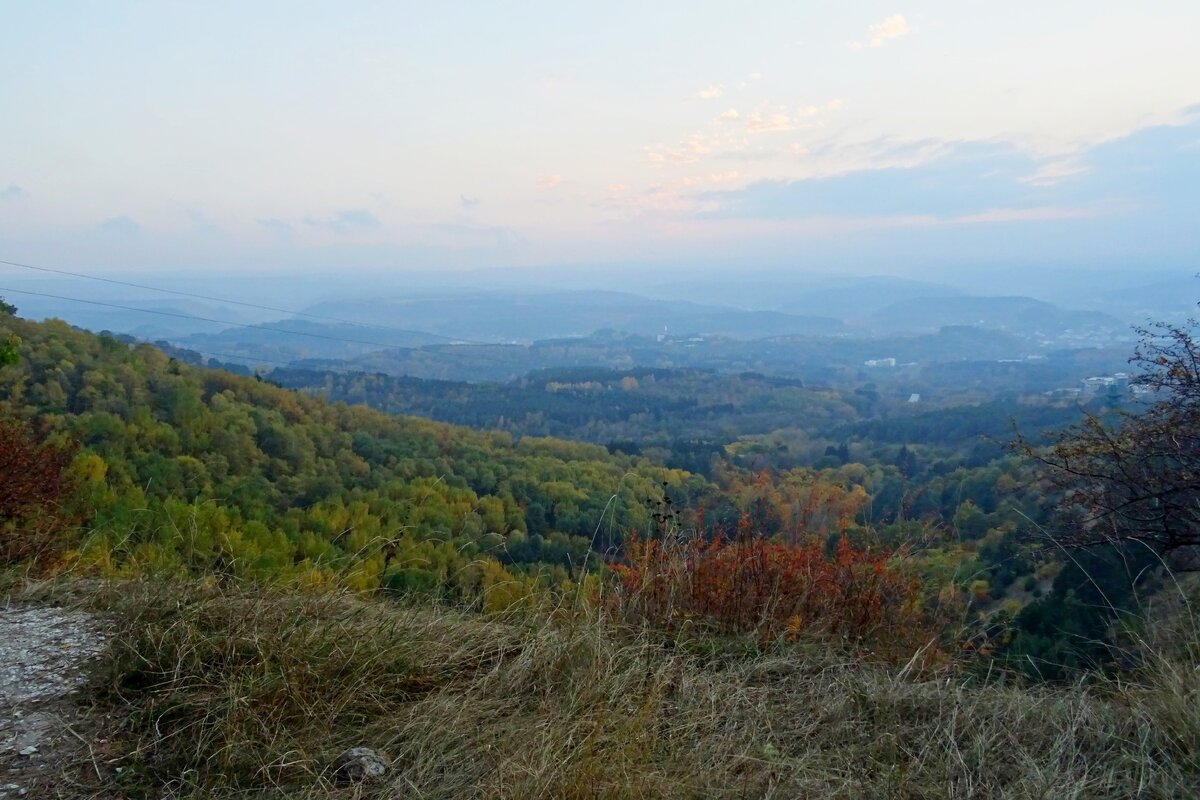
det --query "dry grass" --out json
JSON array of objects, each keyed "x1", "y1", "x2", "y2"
[{"x1": 11, "y1": 577, "x2": 1200, "y2": 799}]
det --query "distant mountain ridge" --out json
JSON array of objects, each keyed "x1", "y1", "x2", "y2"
[
  {"x1": 302, "y1": 289, "x2": 844, "y2": 343},
  {"x1": 859, "y1": 295, "x2": 1123, "y2": 335},
  {"x1": 646, "y1": 274, "x2": 964, "y2": 317},
  {"x1": 178, "y1": 320, "x2": 457, "y2": 362}
]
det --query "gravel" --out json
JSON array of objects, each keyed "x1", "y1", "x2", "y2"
[{"x1": 0, "y1": 605, "x2": 107, "y2": 797}]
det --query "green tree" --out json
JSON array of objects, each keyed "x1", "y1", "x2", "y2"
[
  {"x1": 0, "y1": 296, "x2": 18, "y2": 365},
  {"x1": 0, "y1": 335, "x2": 17, "y2": 366}
]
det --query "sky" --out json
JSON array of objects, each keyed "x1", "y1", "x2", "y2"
[{"x1": 1, "y1": 1, "x2": 1198, "y2": 277}]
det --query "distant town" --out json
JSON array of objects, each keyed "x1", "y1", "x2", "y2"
[{"x1": 1044, "y1": 372, "x2": 1152, "y2": 401}]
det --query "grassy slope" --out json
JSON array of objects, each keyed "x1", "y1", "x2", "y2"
[{"x1": 16, "y1": 578, "x2": 1198, "y2": 799}]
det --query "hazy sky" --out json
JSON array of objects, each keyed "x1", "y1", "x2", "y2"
[{"x1": 1, "y1": 1, "x2": 1197, "y2": 275}]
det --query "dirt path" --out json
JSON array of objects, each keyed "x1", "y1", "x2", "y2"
[{"x1": 0, "y1": 605, "x2": 107, "y2": 798}]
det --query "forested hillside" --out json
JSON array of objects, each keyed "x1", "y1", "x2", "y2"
[
  {"x1": 269, "y1": 364, "x2": 1102, "y2": 473},
  {"x1": 269, "y1": 366, "x2": 856, "y2": 460},
  {"x1": 0, "y1": 313, "x2": 714, "y2": 598}
]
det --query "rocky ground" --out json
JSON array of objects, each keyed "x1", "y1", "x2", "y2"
[{"x1": 0, "y1": 605, "x2": 108, "y2": 798}]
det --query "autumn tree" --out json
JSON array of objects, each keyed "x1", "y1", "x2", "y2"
[
  {"x1": 1018, "y1": 315, "x2": 1200, "y2": 565},
  {"x1": 0, "y1": 417, "x2": 78, "y2": 561}
]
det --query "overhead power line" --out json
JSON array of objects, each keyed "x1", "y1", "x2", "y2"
[
  {"x1": 0, "y1": 286, "x2": 418, "y2": 350},
  {"x1": 0, "y1": 257, "x2": 404, "y2": 334}
]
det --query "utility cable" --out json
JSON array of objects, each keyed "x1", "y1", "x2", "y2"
[
  {"x1": 0, "y1": 257, "x2": 414, "y2": 334},
  {"x1": 0, "y1": 286, "x2": 418, "y2": 350}
]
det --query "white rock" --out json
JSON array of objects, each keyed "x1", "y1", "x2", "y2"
[{"x1": 333, "y1": 746, "x2": 390, "y2": 783}]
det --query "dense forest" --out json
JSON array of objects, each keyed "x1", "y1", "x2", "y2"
[
  {"x1": 267, "y1": 364, "x2": 1102, "y2": 473},
  {"x1": 0, "y1": 312, "x2": 724, "y2": 600},
  {"x1": 268, "y1": 366, "x2": 856, "y2": 462}
]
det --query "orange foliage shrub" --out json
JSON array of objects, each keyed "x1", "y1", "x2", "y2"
[{"x1": 612, "y1": 515, "x2": 925, "y2": 655}]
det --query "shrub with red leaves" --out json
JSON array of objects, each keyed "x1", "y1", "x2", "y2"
[
  {"x1": 612, "y1": 515, "x2": 925, "y2": 655},
  {"x1": 0, "y1": 417, "x2": 78, "y2": 562}
]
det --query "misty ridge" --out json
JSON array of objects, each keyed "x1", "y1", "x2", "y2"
[
  {"x1": 0, "y1": 265, "x2": 1175, "y2": 414},
  {"x1": 4, "y1": 266, "x2": 1183, "y2": 368}
]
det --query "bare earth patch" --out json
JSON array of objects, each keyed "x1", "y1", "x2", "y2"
[{"x1": 0, "y1": 606, "x2": 107, "y2": 798}]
